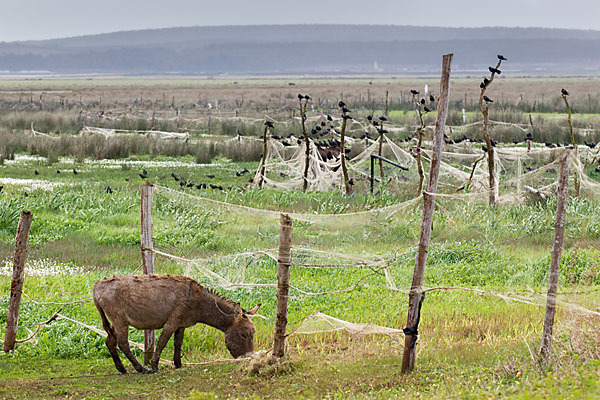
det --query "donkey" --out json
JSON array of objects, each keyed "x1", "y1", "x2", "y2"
[{"x1": 93, "y1": 274, "x2": 260, "y2": 374}]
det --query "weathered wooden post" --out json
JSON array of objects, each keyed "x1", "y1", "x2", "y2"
[
  {"x1": 539, "y1": 149, "x2": 570, "y2": 362},
  {"x1": 140, "y1": 182, "x2": 155, "y2": 365},
  {"x1": 273, "y1": 214, "x2": 293, "y2": 357},
  {"x1": 4, "y1": 211, "x2": 33, "y2": 352},
  {"x1": 401, "y1": 53, "x2": 453, "y2": 373}
]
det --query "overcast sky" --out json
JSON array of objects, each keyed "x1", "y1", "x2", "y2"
[{"x1": 1, "y1": 0, "x2": 599, "y2": 42}]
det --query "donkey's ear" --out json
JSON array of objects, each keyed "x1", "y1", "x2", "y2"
[{"x1": 245, "y1": 304, "x2": 261, "y2": 315}]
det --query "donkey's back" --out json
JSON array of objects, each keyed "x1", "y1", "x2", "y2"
[{"x1": 93, "y1": 274, "x2": 196, "y2": 330}]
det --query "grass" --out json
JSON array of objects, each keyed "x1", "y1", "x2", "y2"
[{"x1": 0, "y1": 76, "x2": 599, "y2": 397}]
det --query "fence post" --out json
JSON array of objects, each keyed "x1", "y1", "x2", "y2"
[
  {"x1": 273, "y1": 214, "x2": 293, "y2": 357},
  {"x1": 140, "y1": 182, "x2": 155, "y2": 365},
  {"x1": 3, "y1": 210, "x2": 33, "y2": 352},
  {"x1": 401, "y1": 53, "x2": 453, "y2": 373},
  {"x1": 539, "y1": 149, "x2": 570, "y2": 361}
]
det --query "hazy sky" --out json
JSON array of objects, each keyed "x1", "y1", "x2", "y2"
[{"x1": 1, "y1": 0, "x2": 599, "y2": 42}]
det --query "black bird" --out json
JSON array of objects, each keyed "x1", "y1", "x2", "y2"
[
  {"x1": 483, "y1": 78, "x2": 490, "y2": 86},
  {"x1": 56, "y1": 169, "x2": 61, "y2": 174},
  {"x1": 491, "y1": 139, "x2": 497, "y2": 147},
  {"x1": 377, "y1": 129, "x2": 388, "y2": 134},
  {"x1": 209, "y1": 184, "x2": 224, "y2": 190},
  {"x1": 237, "y1": 129, "x2": 244, "y2": 137},
  {"x1": 526, "y1": 132, "x2": 533, "y2": 140},
  {"x1": 315, "y1": 126, "x2": 321, "y2": 131},
  {"x1": 206, "y1": 174, "x2": 215, "y2": 179},
  {"x1": 311, "y1": 128, "x2": 317, "y2": 135},
  {"x1": 338, "y1": 101, "x2": 346, "y2": 108},
  {"x1": 430, "y1": 94, "x2": 435, "y2": 102},
  {"x1": 298, "y1": 93, "x2": 304, "y2": 99},
  {"x1": 482, "y1": 145, "x2": 488, "y2": 152},
  {"x1": 341, "y1": 106, "x2": 351, "y2": 113},
  {"x1": 348, "y1": 178, "x2": 354, "y2": 186},
  {"x1": 125, "y1": 177, "x2": 130, "y2": 182},
  {"x1": 171, "y1": 172, "x2": 180, "y2": 181},
  {"x1": 595, "y1": 167, "x2": 600, "y2": 173},
  {"x1": 34, "y1": 170, "x2": 39, "y2": 175},
  {"x1": 105, "y1": 186, "x2": 113, "y2": 194},
  {"x1": 513, "y1": 138, "x2": 519, "y2": 144},
  {"x1": 143, "y1": 169, "x2": 148, "y2": 176},
  {"x1": 139, "y1": 173, "x2": 147, "y2": 179},
  {"x1": 73, "y1": 169, "x2": 78, "y2": 175},
  {"x1": 327, "y1": 114, "x2": 333, "y2": 121},
  {"x1": 497, "y1": 55, "x2": 507, "y2": 61},
  {"x1": 367, "y1": 115, "x2": 373, "y2": 121},
  {"x1": 420, "y1": 99, "x2": 425, "y2": 105},
  {"x1": 304, "y1": 95, "x2": 311, "y2": 100},
  {"x1": 378, "y1": 116, "x2": 387, "y2": 122},
  {"x1": 0, "y1": 185, "x2": 3, "y2": 193},
  {"x1": 489, "y1": 67, "x2": 501, "y2": 75},
  {"x1": 321, "y1": 121, "x2": 326, "y2": 127},
  {"x1": 342, "y1": 115, "x2": 352, "y2": 120},
  {"x1": 264, "y1": 121, "x2": 274, "y2": 128},
  {"x1": 423, "y1": 106, "x2": 432, "y2": 113},
  {"x1": 196, "y1": 183, "x2": 207, "y2": 189},
  {"x1": 480, "y1": 82, "x2": 487, "y2": 89},
  {"x1": 483, "y1": 96, "x2": 494, "y2": 103},
  {"x1": 561, "y1": 88, "x2": 569, "y2": 96},
  {"x1": 410, "y1": 89, "x2": 419, "y2": 95}
]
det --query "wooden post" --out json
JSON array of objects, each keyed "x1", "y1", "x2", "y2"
[
  {"x1": 4, "y1": 210, "x2": 33, "y2": 352},
  {"x1": 273, "y1": 214, "x2": 293, "y2": 357},
  {"x1": 140, "y1": 183, "x2": 155, "y2": 365},
  {"x1": 401, "y1": 53, "x2": 453, "y2": 373},
  {"x1": 539, "y1": 149, "x2": 570, "y2": 361}
]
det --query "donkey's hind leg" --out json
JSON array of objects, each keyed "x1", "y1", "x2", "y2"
[
  {"x1": 105, "y1": 330, "x2": 127, "y2": 374},
  {"x1": 173, "y1": 327, "x2": 185, "y2": 369},
  {"x1": 114, "y1": 325, "x2": 149, "y2": 374}
]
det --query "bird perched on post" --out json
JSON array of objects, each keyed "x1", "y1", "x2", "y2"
[
  {"x1": 483, "y1": 96, "x2": 494, "y2": 103},
  {"x1": 489, "y1": 67, "x2": 501, "y2": 75},
  {"x1": 429, "y1": 94, "x2": 435, "y2": 102},
  {"x1": 410, "y1": 89, "x2": 419, "y2": 95},
  {"x1": 378, "y1": 116, "x2": 387, "y2": 122},
  {"x1": 298, "y1": 93, "x2": 304, "y2": 100},
  {"x1": 338, "y1": 101, "x2": 346, "y2": 108},
  {"x1": 423, "y1": 106, "x2": 432, "y2": 113},
  {"x1": 561, "y1": 88, "x2": 569, "y2": 96},
  {"x1": 264, "y1": 120, "x2": 274, "y2": 128},
  {"x1": 497, "y1": 55, "x2": 507, "y2": 61}
]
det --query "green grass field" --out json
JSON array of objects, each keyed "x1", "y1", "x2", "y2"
[{"x1": 0, "y1": 148, "x2": 598, "y2": 399}]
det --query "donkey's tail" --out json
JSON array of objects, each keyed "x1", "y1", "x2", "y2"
[{"x1": 95, "y1": 303, "x2": 115, "y2": 337}]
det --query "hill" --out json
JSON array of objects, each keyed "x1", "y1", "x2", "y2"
[{"x1": 1, "y1": 25, "x2": 599, "y2": 75}]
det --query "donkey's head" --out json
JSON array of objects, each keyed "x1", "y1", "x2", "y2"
[{"x1": 224, "y1": 304, "x2": 260, "y2": 358}]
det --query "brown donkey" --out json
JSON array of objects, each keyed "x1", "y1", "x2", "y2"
[{"x1": 93, "y1": 274, "x2": 260, "y2": 374}]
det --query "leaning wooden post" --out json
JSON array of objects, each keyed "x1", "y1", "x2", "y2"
[
  {"x1": 539, "y1": 148, "x2": 570, "y2": 362},
  {"x1": 401, "y1": 53, "x2": 453, "y2": 373},
  {"x1": 273, "y1": 214, "x2": 293, "y2": 357},
  {"x1": 140, "y1": 182, "x2": 155, "y2": 365},
  {"x1": 4, "y1": 210, "x2": 33, "y2": 352}
]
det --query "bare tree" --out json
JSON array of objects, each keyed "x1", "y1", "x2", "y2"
[{"x1": 479, "y1": 55, "x2": 507, "y2": 206}]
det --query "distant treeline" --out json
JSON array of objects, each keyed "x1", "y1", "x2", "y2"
[{"x1": 1, "y1": 25, "x2": 600, "y2": 74}]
